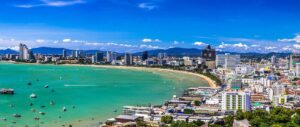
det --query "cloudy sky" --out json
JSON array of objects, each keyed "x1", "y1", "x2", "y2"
[{"x1": 0, "y1": 0, "x2": 299, "y2": 53}]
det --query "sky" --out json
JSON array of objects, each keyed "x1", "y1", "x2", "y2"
[{"x1": 0, "y1": 0, "x2": 300, "y2": 53}]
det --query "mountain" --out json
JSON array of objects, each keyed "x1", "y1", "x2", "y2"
[
  {"x1": 134, "y1": 48, "x2": 202, "y2": 57},
  {"x1": 0, "y1": 49, "x2": 18, "y2": 54},
  {"x1": 31, "y1": 47, "x2": 104, "y2": 55}
]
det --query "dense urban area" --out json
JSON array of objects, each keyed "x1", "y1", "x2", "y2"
[{"x1": 2, "y1": 43, "x2": 300, "y2": 127}]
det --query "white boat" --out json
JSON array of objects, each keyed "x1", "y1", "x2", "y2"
[
  {"x1": 63, "y1": 106, "x2": 67, "y2": 112},
  {"x1": 39, "y1": 112, "x2": 45, "y2": 115},
  {"x1": 30, "y1": 93, "x2": 37, "y2": 98},
  {"x1": 44, "y1": 85, "x2": 49, "y2": 88}
]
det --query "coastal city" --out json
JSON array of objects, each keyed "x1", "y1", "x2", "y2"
[{"x1": 1, "y1": 43, "x2": 300, "y2": 127}]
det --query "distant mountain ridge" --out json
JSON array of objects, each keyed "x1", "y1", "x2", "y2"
[{"x1": 0, "y1": 47, "x2": 291, "y2": 58}]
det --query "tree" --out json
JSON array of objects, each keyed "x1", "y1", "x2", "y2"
[
  {"x1": 183, "y1": 109, "x2": 195, "y2": 114},
  {"x1": 235, "y1": 110, "x2": 245, "y2": 120},
  {"x1": 170, "y1": 121, "x2": 198, "y2": 127},
  {"x1": 192, "y1": 120, "x2": 205, "y2": 126},
  {"x1": 292, "y1": 114, "x2": 300, "y2": 125},
  {"x1": 161, "y1": 115, "x2": 173, "y2": 124},
  {"x1": 194, "y1": 100, "x2": 201, "y2": 106},
  {"x1": 224, "y1": 115, "x2": 234, "y2": 127}
]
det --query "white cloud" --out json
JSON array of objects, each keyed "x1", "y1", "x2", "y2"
[
  {"x1": 264, "y1": 46, "x2": 277, "y2": 50},
  {"x1": 232, "y1": 43, "x2": 249, "y2": 49},
  {"x1": 15, "y1": 0, "x2": 86, "y2": 8},
  {"x1": 138, "y1": 3, "x2": 157, "y2": 10},
  {"x1": 62, "y1": 38, "x2": 72, "y2": 43},
  {"x1": 193, "y1": 41, "x2": 207, "y2": 46},
  {"x1": 293, "y1": 44, "x2": 300, "y2": 49},
  {"x1": 139, "y1": 44, "x2": 160, "y2": 49},
  {"x1": 278, "y1": 34, "x2": 300, "y2": 43},
  {"x1": 142, "y1": 38, "x2": 161, "y2": 43},
  {"x1": 36, "y1": 39, "x2": 45, "y2": 43}
]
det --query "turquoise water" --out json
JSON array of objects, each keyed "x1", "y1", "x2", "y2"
[{"x1": 0, "y1": 63, "x2": 208, "y2": 127}]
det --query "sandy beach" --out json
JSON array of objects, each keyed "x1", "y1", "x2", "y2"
[
  {"x1": 4, "y1": 61, "x2": 218, "y2": 88},
  {"x1": 62, "y1": 64, "x2": 218, "y2": 88}
]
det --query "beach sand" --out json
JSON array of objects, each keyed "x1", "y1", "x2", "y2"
[{"x1": 62, "y1": 64, "x2": 218, "y2": 88}]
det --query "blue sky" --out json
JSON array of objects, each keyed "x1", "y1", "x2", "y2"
[{"x1": 0, "y1": 0, "x2": 299, "y2": 53}]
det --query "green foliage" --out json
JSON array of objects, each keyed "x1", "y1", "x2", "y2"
[
  {"x1": 234, "y1": 107, "x2": 299, "y2": 127},
  {"x1": 170, "y1": 121, "x2": 198, "y2": 127},
  {"x1": 235, "y1": 110, "x2": 244, "y2": 120},
  {"x1": 161, "y1": 115, "x2": 173, "y2": 124},
  {"x1": 194, "y1": 100, "x2": 201, "y2": 106},
  {"x1": 292, "y1": 114, "x2": 300, "y2": 125},
  {"x1": 183, "y1": 109, "x2": 195, "y2": 114},
  {"x1": 224, "y1": 115, "x2": 234, "y2": 127},
  {"x1": 192, "y1": 120, "x2": 205, "y2": 126}
]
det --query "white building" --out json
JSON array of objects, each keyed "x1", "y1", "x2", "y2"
[
  {"x1": 106, "y1": 51, "x2": 117, "y2": 63},
  {"x1": 19, "y1": 43, "x2": 30, "y2": 60},
  {"x1": 296, "y1": 63, "x2": 300, "y2": 77},
  {"x1": 216, "y1": 53, "x2": 240, "y2": 69},
  {"x1": 221, "y1": 91, "x2": 251, "y2": 112}
]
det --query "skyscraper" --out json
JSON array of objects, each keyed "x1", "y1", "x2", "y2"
[
  {"x1": 95, "y1": 52, "x2": 104, "y2": 63},
  {"x1": 62, "y1": 49, "x2": 67, "y2": 59},
  {"x1": 106, "y1": 51, "x2": 116, "y2": 63},
  {"x1": 201, "y1": 45, "x2": 216, "y2": 61},
  {"x1": 142, "y1": 51, "x2": 148, "y2": 61},
  {"x1": 19, "y1": 43, "x2": 30, "y2": 60},
  {"x1": 124, "y1": 53, "x2": 133, "y2": 65},
  {"x1": 216, "y1": 53, "x2": 240, "y2": 69}
]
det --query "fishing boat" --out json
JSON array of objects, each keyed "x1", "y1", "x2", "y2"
[
  {"x1": 30, "y1": 93, "x2": 37, "y2": 98},
  {"x1": 50, "y1": 101, "x2": 54, "y2": 105},
  {"x1": 63, "y1": 106, "x2": 67, "y2": 112},
  {"x1": 39, "y1": 112, "x2": 45, "y2": 115},
  {"x1": 0, "y1": 88, "x2": 14, "y2": 95},
  {"x1": 12, "y1": 114, "x2": 21, "y2": 118},
  {"x1": 34, "y1": 117, "x2": 40, "y2": 120}
]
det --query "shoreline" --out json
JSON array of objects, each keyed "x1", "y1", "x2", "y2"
[{"x1": 1, "y1": 61, "x2": 218, "y2": 88}]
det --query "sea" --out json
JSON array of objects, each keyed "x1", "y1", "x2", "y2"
[{"x1": 0, "y1": 62, "x2": 209, "y2": 127}]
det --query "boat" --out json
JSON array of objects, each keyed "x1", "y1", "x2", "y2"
[
  {"x1": 39, "y1": 112, "x2": 45, "y2": 115},
  {"x1": 34, "y1": 117, "x2": 40, "y2": 120},
  {"x1": 12, "y1": 114, "x2": 21, "y2": 118},
  {"x1": 63, "y1": 106, "x2": 67, "y2": 112},
  {"x1": 30, "y1": 93, "x2": 37, "y2": 98},
  {"x1": 44, "y1": 85, "x2": 49, "y2": 88},
  {"x1": 0, "y1": 88, "x2": 14, "y2": 95},
  {"x1": 0, "y1": 118, "x2": 7, "y2": 121},
  {"x1": 50, "y1": 101, "x2": 54, "y2": 105}
]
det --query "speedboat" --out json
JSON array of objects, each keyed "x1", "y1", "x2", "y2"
[
  {"x1": 12, "y1": 114, "x2": 21, "y2": 118},
  {"x1": 63, "y1": 106, "x2": 67, "y2": 112},
  {"x1": 44, "y1": 85, "x2": 49, "y2": 88},
  {"x1": 39, "y1": 112, "x2": 45, "y2": 115},
  {"x1": 30, "y1": 93, "x2": 37, "y2": 98},
  {"x1": 50, "y1": 101, "x2": 54, "y2": 105}
]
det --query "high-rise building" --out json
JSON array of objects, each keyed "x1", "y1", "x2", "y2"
[
  {"x1": 124, "y1": 53, "x2": 133, "y2": 65},
  {"x1": 221, "y1": 91, "x2": 251, "y2": 112},
  {"x1": 296, "y1": 63, "x2": 300, "y2": 77},
  {"x1": 289, "y1": 54, "x2": 300, "y2": 70},
  {"x1": 72, "y1": 50, "x2": 76, "y2": 58},
  {"x1": 271, "y1": 55, "x2": 276, "y2": 65},
  {"x1": 142, "y1": 51, "x2": 148, "y2": 61},
  {"x1": 216, "y1": 53, "x2": 240, "y2": 69},
  {"x1": 19, "y1": 43, "x2": 30, "y2": 60},
  {"x1": 158, "y1": 53, "x2": 167, "y2": 59},
  {"x1": 62, "y1": 49, "x2": 67, "y2": 59},
  {"x1": 95, "y1": 52, "x2": 104, "y2": 63},
  {"x1": 201, "y1": 45, "x2": 216, "y2": 61},
  {"x1": 106, "y1": 51, "x2": 117, "y2": 63}
]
